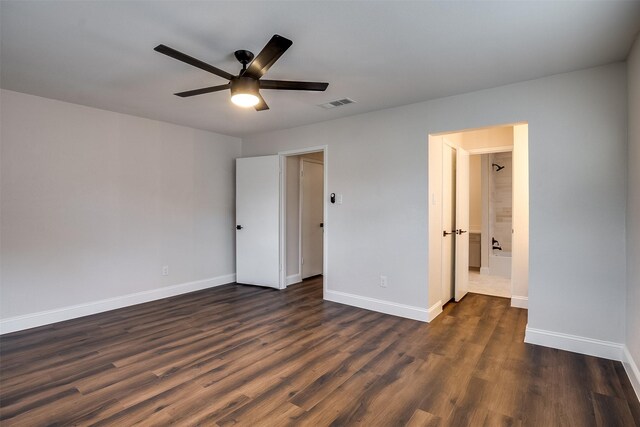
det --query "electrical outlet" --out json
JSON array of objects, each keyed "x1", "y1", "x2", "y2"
[
  {"x1": 380, "y1": 275, "x2": 388, "y2": 288},
  {"x1": 162, "y1": 265, "x2": 169, "y2": 276}
]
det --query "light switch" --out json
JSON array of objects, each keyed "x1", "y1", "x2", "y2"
[{"x1": 337, "y1": 194, "x2": 343, "y2": 204}]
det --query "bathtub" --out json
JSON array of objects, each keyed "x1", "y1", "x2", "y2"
[{"x1": 488, "y1": 251, "x2": 511, "y2": 278}]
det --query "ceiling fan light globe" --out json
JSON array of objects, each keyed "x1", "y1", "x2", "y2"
[{"x1": 231, "y1": 93, "x2": 260, "y2": 108}]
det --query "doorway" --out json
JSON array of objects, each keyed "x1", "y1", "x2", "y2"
[
  {"x1": 301, "y1": 157, "x2": 324, "y2": 279},
  {"x1": 466, "y1": 150, "x2": 514, "y2": 298},
  {"x1": 428, "y1": 124, "x2": 529, "y2": 314},
  {"x1": 235, "y1": 147, "x2": 327, "y2": 292},
  {"x1": 282, "y1": 150, "x2": 325, "y2": 287}
]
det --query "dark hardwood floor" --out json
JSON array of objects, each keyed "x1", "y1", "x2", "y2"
[{"x1": 1, "y1": 277, "x2": 638, "y2": 426}]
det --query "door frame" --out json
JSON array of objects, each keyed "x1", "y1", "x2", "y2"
[
  {"x1": 278, "y1": 145, "x2": 328, "y2": 292},
  {"x1": 299, "y1": 157, "x2": 324, "y2": 280},
  {"x1": 454, "y1": 145, "x2": 470, "y2": 302},
  {"x1": 428, "y1": 122, "x2": 529, "y2": 320}
]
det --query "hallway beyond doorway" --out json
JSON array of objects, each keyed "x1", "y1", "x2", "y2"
[{"x1": 468, "y1": 270, "x2": 511, "y2": 298}]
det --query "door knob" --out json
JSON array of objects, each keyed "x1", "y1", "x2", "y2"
[
  {"x1": 443, "y1": 230, "x2": 455, "y2": 236},
  {"x1": 236, "y1": 225, "x2": 243, "y2": 230},
  {"x1": 457, "y1": 229, "x2": 467, "y2": 235},
  {"x1": 320, "y1": 223, "x2": 324, "y2": 228}
]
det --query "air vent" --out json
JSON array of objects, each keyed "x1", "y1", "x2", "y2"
[{"x1": 319, "y1": 98, "x2": 356, "y2": 109}]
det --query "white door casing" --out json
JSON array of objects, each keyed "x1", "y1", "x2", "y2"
[
  {"x1": 301, "y1": 159, "x2": 324, "y2": 279},
  {"x1": 236, "y1": 155, "x2": 280, "y2": 289},
  {"x1": 455, "y1": 147, "x2": 470, "y2": 302},
  {"x1": 511, "y1": 124, "x2": 529, "y2": 302}
]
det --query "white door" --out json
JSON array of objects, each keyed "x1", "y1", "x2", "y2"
[
  {"x1": 236, "y1": 156, "x2": 280, "y2": 288},
  {"x1": 442, "y1": 143, "x2": 456, "y2": 302},
  {"x1": 455, "y1": 147, "x2": 470, "y2": 301},
  {"x1": 301, "y1": 160, "x2": 324, "y2": 278}
]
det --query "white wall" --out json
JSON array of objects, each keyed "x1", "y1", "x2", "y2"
[
  {"x1": 626, "y1": 33, "x2": 640, "y2": 393},
  {"x1": 242, "y1": 63, "x2": 628, "y2": 344},
  {"x1": 0, "y1": 90, "x2": 241, "y2": 328}
]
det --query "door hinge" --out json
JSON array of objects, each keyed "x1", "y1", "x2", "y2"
[
  {"x1": 301, "y1": 257, "x2": 304, "y2": 265},
  {"x1": 300, "y1": 170, "x2": 304, "y2": 177}
]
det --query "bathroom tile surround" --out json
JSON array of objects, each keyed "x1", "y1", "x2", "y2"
[{"x1": 489, "y1": 152, "x2": 513, "y2": 253}]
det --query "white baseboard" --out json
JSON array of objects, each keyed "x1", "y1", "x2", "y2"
[
  {"x1": 427, "y1": 300, "x2": 443, "y2": 322},
  {"x1": 623, "y1": 345, "x2": 640, "y2": 401},
  {"x1": 286, "y1": 274, "x2": 302, "y2": 286},
  {"x1": 511, "y1": 295, "x2": 528, "y2": 309},
  {"x1": 324, "y1": 289, "x2": 429, "y2": 322},
  {"x1": 0, "y1": 274, "x2": 236, "y2": 335},
  {"x1": 524, "y1": 326, "x2": 624, "y2": 361}
]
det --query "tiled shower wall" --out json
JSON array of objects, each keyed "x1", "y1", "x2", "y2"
[{"x1": 489, "y1": 152, "x2": 512, "y2": 253}]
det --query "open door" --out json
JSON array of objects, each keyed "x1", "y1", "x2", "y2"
[
  {"x1": 236, "y1": 155, "x2": 280, "y2": 289},
  {"x1": 442, "y1": 142, "x2": 456, "y2": 303},
  {"x1": 455, "y1": 147, "x2": 470, "y2": 301},
  {"x1": 301, "y1": 159, "x2": 324, "y2": 279}
]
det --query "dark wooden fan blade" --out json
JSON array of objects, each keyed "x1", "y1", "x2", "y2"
[
  {"x1": 254, "y1": 93, "x2": 269, "y2": 111},
  {"x1": 243, "y1": 35, "x2": 293, "y2": 79},
  {"x1": 260, "y1": 80, "x2": 329, "y2": 91},
  {"x1": 154, "y1": 44, "x2": 234, "y2": 81},
  {"x1": 174, "y1": 84, "x2": 230, "y2": 97}
]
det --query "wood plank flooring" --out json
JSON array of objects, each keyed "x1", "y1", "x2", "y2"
[{"x1": 1, "y1": 277, "x2": 639, "y2": 426}]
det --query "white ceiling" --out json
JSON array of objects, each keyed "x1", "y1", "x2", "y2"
[{"x1": 2, "y1": 1, "x2": 639, "y2": 137}]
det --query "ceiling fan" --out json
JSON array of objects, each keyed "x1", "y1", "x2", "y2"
[{"x1": 154, "y1": 34, "x2": 329, "y2": 111}]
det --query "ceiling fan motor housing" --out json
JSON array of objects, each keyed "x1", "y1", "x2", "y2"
[
  {"x1": 234, "y1": 50, "x2": 255, "y2": 67},
  {"x1": 231, "y1": 76, "x2": 260, "y2": 96}
]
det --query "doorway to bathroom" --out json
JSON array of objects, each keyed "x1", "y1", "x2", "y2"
[
  {"x1": 428, "y1": 123, "x2": 529, "y2": 311},
  {"x1": 469, "y1": 150, "x2": 513, "y2": 298}
]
